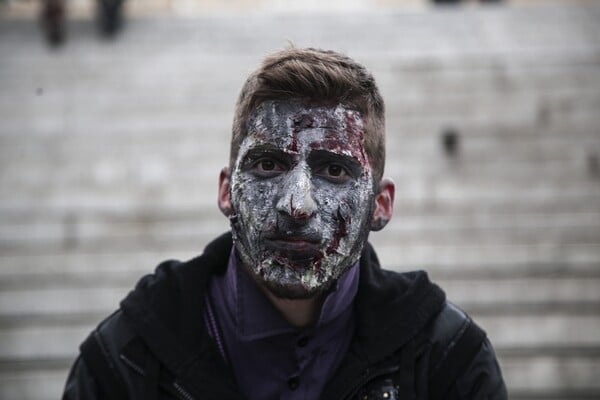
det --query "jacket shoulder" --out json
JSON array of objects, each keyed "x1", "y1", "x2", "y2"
[
  {"x1": 424, "y1": 301, "x2": 469, "y2": 351},
  {"x1": 421, "y1": 301, "x2": 507, "y2": 399},
  {"x1": 63, "y1": 310, "x2": 136, "y2": 400}
]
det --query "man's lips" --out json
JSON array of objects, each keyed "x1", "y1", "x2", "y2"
[{"x1": 263, "y1": 235, "x2": 322, "y2": 261}]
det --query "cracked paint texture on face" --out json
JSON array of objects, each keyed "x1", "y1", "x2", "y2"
[{"x1": 229, "y1": 99, "x2": 375, "y2": 298}]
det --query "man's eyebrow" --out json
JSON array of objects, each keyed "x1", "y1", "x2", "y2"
[
  {"x1": 308, "y1": 150, "x2": 363, "y2": 174},
  {"x1": 309, "y1": 150, "x2": 361, "y2": 163},
  {"x1": 243, "y1": 144, "x2": 287, "y2": 156},
  {"x1": 241, "y1": 146, "x2": 292, "y2": 166},
  {"x1": 300, "y1": 125, "x2": 342, "y2": 131}
]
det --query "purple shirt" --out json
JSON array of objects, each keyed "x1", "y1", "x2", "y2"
[{"x1": 204, "y1": 250, "x2": 359, "y2": 400}]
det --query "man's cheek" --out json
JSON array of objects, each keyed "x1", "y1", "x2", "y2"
[
  {"x1": 235, "y1": 180, "x2": 277, "y2": 227},
  {"x1": 315, "y1": 191, "x2": 353, "y2": 239},
  {"x1": 334, "y1": 183, "x2": 372, "y2": 230}
]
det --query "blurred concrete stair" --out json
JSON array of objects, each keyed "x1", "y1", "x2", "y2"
[{"x1": 1, "y1": 2, "x2": 600, "y2": 399}]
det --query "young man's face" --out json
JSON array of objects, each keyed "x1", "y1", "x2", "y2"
[{"x1": 225, "y1": 100, "x2": 377, "y2": 299}]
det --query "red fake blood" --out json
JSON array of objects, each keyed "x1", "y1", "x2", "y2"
[
  {"x1": 290, "y1": 131, "x2": 298, "y2": 153},
  {"x1": 314, "y1": 113, "x2": 369, "y2": 168},
  {"x1": 290, "y1": 114, "x2": 314, "y2": 153},
  {"x1": 312, "y1": 258, "x2": 323, "y2": 276},
  {"x1": 326, "y1": 209, "x2": 349, "y2": 256},
  {"x1": 289, "y1": 194, "x2": 296, "y2": 217},
  {"x1": 344, "y1": 112, "x2": 369, "y2": 167}
]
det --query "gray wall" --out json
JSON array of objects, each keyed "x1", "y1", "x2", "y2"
[{"x1": 1, "y1": 1, "x2": 600, "y2": 398}]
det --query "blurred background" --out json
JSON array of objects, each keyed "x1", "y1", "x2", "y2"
[{"x1": 1, "y1": 0, "x2": 600, "y2": 398}]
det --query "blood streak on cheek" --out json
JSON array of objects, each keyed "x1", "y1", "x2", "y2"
[{"x1": 325, "y1": 206, "x2": 351, "y2": 256}]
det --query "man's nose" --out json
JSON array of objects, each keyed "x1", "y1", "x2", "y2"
[{"x1": 276, "y1": 165, "x2": 317, "y2": 221}]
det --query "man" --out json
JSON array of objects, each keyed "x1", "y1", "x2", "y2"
[
  {"x1": 64, "y1": 47, "x2": 506, "y2": 399},
  {"x1": 40, "y1": 0, "x2": 125, "y2": 46}
]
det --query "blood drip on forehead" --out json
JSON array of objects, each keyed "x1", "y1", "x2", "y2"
[
  {"x1": 292, "y1": 114, "x2": 316, "y2": 130},
  {"x1": 308, "y1": 108, "x2": 370, "y2": 171},
  {"x1": 344, "y1": 110, "x2": 369, "y2": 168}
]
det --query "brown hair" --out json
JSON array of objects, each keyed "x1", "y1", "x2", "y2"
[{"x1": 230, "y1": 47, "x2": 386, "y2": 182}]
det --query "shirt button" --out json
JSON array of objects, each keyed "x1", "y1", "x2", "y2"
[
  {"x1": 288, "y1": 376, "x2": 300, "y2": 391},
  {"x1": 297, "y1": 336, "x2": 309, "y2": 347}
]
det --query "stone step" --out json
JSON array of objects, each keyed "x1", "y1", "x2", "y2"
[
  {"x1": 3, "y1": 73, "x2": 598, "y2": 132},
  {"x1": 3, "y1": 60, "x2": 599, "y2": 107},
  {"x1": 3, "y1": 4, "x2": 599, "y2": 52},
  {"x1": 0, "y1": 368, "x2": 67, "y2": 400},
  {"x1": 369, "y1": 240, "x2": 600, "y2": 269},
  {"x1": 1, "y1": 112, "x2": 596, "y2": 149},
  {"x1": 0, "y1": 119, "x2": 598, "y2": 153},
  {"x1": 2, "y1": 62, "x2": 598, "y2": 113},
  {"x1": 502, "y1": 352, "x2": 600, "y2": 398},
  {"x1": 2, "y1": 87, "x2": 598, "y2": 137},
  {"x1": 1, "y1": 277, "x2": 598, "y2": 320},
  {"x1": 374, "y1": 56, "x2": 600, "y2": 94}
]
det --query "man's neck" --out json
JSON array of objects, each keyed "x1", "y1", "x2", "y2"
[{"x1": 260, "y1": 287, "x2": 323, "y2": 328}]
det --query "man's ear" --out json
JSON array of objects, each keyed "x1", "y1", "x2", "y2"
[
  {"x1": 370, "y1": 178, "x2": 395, "y2": 231},
  {"x1": 218, "y1": 167, "x2": 233, "y2": 217}
]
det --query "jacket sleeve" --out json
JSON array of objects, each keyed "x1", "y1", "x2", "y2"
[
  {"x1": 452, "y1": 338, "x2": 508, "y2": 399},
  {"x1": 62, "y1": 356, "x2": 103, "y2": 400}
]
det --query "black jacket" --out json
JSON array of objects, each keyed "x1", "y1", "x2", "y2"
[{"x1": 63, "y1": 232, "x2": 507, "y2": 400}]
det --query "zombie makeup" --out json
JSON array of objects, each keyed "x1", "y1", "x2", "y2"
[{"x1": 229, "y1": 99, "x2": 376, "y2": 299}]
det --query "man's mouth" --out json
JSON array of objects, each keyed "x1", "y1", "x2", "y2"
[{"x1": 263, "y1": 234, "x2": 322, "y2": 262}]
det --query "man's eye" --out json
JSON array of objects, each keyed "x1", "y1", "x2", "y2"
[
  {"x1": 327, "y1": 165, "x2": 344, "y2": 177},
  {"x1": 315, "y1": 164, "x2": 351, "y2": 182},
  {"x1": 250, "y1": 157, "x2": 285, "y2": 176},
  {"x1": 259, "y1": 160, "x2": 276, "y2": 171}
]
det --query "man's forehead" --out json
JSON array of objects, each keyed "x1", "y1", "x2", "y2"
[
  {"x1": 241, "y1": 99, "x2": 369, "y2": 166},
  {"x1": 247, "y1": 100, "x2": 364, "y2": 133}
]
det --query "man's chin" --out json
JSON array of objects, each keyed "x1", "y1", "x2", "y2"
[{"x1": 260, "y1": 278, "x2": 326, "y2": 300}]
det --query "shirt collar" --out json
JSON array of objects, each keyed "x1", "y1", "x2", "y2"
[{"x1": 216, "y1": 249, "x2": 359, "y2": 341}]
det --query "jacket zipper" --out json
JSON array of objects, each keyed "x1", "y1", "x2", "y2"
[
  {"x1": 119, "y1": 354, "x2": 145, "y2": 375},
  {"x1": 338, "y1": 365, "x2": 400, "y2": 400},
  {"x1": 173, "y1": 382, "x2": 195, "y2": 400},
  {"x1": 120, "y1": 354, "x2": 196, "y2": 400}
]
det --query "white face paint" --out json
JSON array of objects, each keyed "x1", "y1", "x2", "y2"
[{"x1": 229, "y1": 100, "x2": 375, "y2": 299}]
